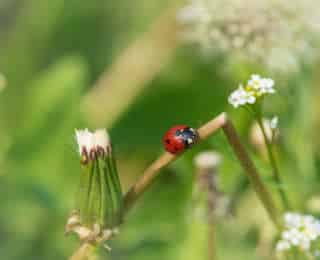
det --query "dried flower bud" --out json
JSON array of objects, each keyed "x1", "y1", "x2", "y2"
[
  {"x1": 194, "y1": 151, "x2": 221, "y2": 170},
  {"x1": 192, "y1": 151, "x2": 228, "y2": 220},
  {"x1": 75, "y1": 129, "x2": 111, "y2": 164},
  {"x1": 67, "y1": 129, "x2": 123, "y2": 247},
  {"x1": 65, "y1": 210, "x2": 80, "y2": 234}
]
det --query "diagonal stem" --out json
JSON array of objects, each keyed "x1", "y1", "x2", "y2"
[
  {"x1": 222, "y1": 119, "x2": 281, "y2": 227},
  {"x1": 123, "y1": 113, "x2": 228, "y2": 212}
]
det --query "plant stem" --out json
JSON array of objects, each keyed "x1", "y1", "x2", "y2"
[
  {"x1": 222, "y1": 119, "x2": 281, "y2": 227},
  {"x1": 123, "y1": 113, "x2": 280, "y2": 227},
  {"x1": 123, "y1": 112, "x2": 228, "y2": 212},
  {"x1": 69, "y1": 112, "x2": 281, "y2": 259},
  {"x1": 83, "y1": 4, "x2": 181, "y2": 128},
  {"x1": 208, "y1": 219, "x2": 216, "y2": 260},
  {"x1": 195, "y1": 158, "x2": 220, "y2": 260},
  {"x1": 256, "y1": 117, "x2": 291, "y2": 211},
  {"x1": 206, "y1": 172, "x2": 217, "y2": 260}
]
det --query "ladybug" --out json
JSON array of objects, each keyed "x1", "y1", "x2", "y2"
[{"x1": 163, "y1": 125, "x2": 199, "y2": 154}]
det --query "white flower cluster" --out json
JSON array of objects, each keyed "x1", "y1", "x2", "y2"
[
  {"x1": 276, "y1": 212, "x2": 320, "y2": 252},
  {"x1": 228, "y1": 74, "x2": 275, "y2": 108},
  {"x1": 177, "y1": 0, "x2": 320, "y2": 72},
  {"x1": 75, "y1": 129, "x2": 110, "y2": 161}
]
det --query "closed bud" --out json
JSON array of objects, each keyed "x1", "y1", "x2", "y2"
[
  {"x1": 250, "y1": 117, "x2": 280, "y2": 158},
  {"x1": 66, "y1": 129, "x2": 123, "y2": 246}
]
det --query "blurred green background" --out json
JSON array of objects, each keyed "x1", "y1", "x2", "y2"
[{"x1": 1, "y1": 0, "x2": 320, "y2": 259}]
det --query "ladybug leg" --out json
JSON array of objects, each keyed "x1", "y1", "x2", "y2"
[{"x1": 184, "y1": 138, "x2": 193, "y2": 148}]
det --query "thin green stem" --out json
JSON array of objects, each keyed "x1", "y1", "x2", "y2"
[{"x1": 256, "y1": 116, "x2": 291, "y2": 211}]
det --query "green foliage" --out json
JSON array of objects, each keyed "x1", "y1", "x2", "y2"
[{"x1": 0, "y1": 0, "x2": 320, "y2": 259}]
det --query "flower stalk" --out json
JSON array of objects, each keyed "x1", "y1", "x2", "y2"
[
  {"x1": 256, "y1": 116, "x2": 291, "y2": 211},
  {"x1": 194, "y1": 151, "x2": 223, "y2": 260},
  {"x1": 66, "y1": 129, "x2": 123, "y2": 257}
]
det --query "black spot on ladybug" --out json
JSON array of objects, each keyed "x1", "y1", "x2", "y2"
[{"x1": 166, "y1": 139, "x2": 171, "y2": 144}]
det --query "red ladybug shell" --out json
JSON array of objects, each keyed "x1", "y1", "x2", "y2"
[{"x1": 163, "y1": 125, "x2": 198, "y2": 154}]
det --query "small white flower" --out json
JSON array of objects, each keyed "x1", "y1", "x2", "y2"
[
  {"x1": 270, "y1": 116, "x2": 279, "y2": 130},
  {"x1": 276, "y1": 240, "x2": 291, "y2": 251},
  {"x1": 276, "y1": 212, "x2": 320, "y2": 253},
  {"x1": 284, "y1": 212, "x2": 302, "y2": 229},
  {"x1": 247, "y1": 74, "x2": 275, "y2": 96},
  {"x1": 300, "y1": 237, "x2": 311, "y2": 250},
  {"x1": 228, "y1": 85, "x2": 256, "y2": 108},
  {"x1": 247, "y1": 74, "x2": 263, "y2": 90},
  {"x1": 288, "y1": 228, "x2": 303, "y2": 246},
  {"x1": 260, "y1": 78, "x2": 275, "y2": 94},
  {"x1": 228, "y1": 74, "x2": 275, "y2": 108}
]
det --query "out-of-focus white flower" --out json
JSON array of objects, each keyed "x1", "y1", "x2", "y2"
[
  {"x1": 177, "y1": 0, "x2": 210, "y2": 23},
  {"x1": 178, "y1": 0, "x2": 320, "y2": 72},
  {"x1": 276, "y1": 240, "x2": 291, "y2": 251},
  {"x1": 248, "y1": 75, "x2": 275, "y2": 95},
  {"x1": 228, "y1": 74, "x2": 275, "y2": 108},
  {"x1": 228, "y1": 85, "x2": 256, "y2": 108},
  {"x1": 194, "y1": 151, "x2": 221, "y2": 169},
  {"x1": 75, "y1": 129, "x2": 111, "y2": 162},
  {"x1": 276, "y1": 212, "x2": 320, "y2": 253},
  {"x1": 270, "y1": 116, "x2": 279, "y2": 130}
]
